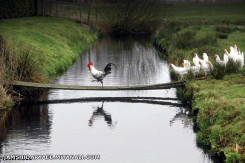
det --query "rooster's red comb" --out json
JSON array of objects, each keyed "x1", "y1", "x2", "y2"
[{"x1": 87, "y1": 62, "x2": 93, "y2": 66}]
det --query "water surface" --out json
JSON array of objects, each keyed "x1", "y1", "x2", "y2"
[{"x1": 0, "y1": 37, "x2": 211, "y2": 163}]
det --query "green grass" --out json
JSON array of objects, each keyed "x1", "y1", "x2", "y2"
[
  {"x1": 164, "y1": 2, "x2": 245, "y2": 23},
  {"x1": 0, "y1": 16, "x2": 97, "y2": 77},
  {"x1": 63, "y1": 2, "x2": 245, "y2": 24},
  {"x1": 190, "y1": 74, "x2": 245, "y2": 162}
]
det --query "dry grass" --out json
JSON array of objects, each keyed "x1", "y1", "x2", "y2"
[{"x1": 0, "y1": 35, "x2": 43, "y2": 108}]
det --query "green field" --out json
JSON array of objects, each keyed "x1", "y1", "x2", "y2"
[{"x1": 164, "y1": 2, "x2": 245, "y2": 23}]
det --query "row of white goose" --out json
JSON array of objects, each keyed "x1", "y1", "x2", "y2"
[{"x1": 169, "y1": 43, "x2": 244, "y2": 80}]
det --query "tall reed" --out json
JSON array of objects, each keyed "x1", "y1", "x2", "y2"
[
  {"x1": 0, "y1": 36, "x2": 42, "y2": 82},
  {"x1": 0, "y1": 35, "x2": 43, "y2": 106}
]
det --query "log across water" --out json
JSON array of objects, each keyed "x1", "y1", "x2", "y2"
[{"x1": 10, "y1": 80, "x2": 185, "y2": 90}]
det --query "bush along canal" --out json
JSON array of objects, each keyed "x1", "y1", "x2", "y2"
[
  {"x1": 0, "y1": 34, "x2": 215, "y2": 162},
  {"x1": 153, "y1": 21, "x2": 245, "y2": 162}
]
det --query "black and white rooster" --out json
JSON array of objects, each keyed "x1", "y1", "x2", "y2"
[{"x1": 87, "y1": 62, "x2": 117, "y2": 87}]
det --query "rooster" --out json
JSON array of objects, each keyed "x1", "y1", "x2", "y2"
[
  {"x1": 214, "y1": 54, "x2": 228, "y2": 67},
  {"x1": 87, "y1": 62, "x2": 117, "y2": 87},
  {"x1": 224, "y1": 44, "x2": 244, "y2": 69},
  {"x1": 193, "y1": 52, "x2": 201, "y2": 66},
  {"x1": 224, "y1": 48, "x2": 236, "y2": 63},
  {"x1": 169, "y1": 62, "x2": 188, "y2": 80},
  {"x1": 237, "y1": 48, "x2": 244, "y2": 69},
  {"x1": 233, "y1": 43, "x2": 238, "y2": 51},
  {"x1": 199, "y1": 60, "x2": 213, "y2": 77},
  {"x1": 203, "y1": 53, "x2": 209, "y2": 62},
  {"x1": 230, "y1": 43, "x2": 238, "y2": 58},
  {"x1": 183, "y1": 59, "x2": 200, "y2": 77},
  {"x1": 232, "y1": 43, "x2": 244, "y2": 69}
]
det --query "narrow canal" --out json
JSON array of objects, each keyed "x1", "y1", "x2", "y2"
[{"x1": 0, "y1": 37, "x2": 211, "y2": 163}]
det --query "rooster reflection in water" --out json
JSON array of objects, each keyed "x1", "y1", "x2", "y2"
[
  {"x1": 169, "y1": 109, "x2": 191, "y2": 128},
  {"x1": 88, "y1": 102, "x2": 117, "y2": 128}
]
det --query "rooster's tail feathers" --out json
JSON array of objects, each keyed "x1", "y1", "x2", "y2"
[{"x1": 104, "y1": 63, "x2": 117, "y2": 75}]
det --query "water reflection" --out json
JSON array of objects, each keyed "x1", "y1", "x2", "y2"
[
  {"x1": 0, "y1": 102, "x2": 212, "y2": 163},
  {"x1": 0, "y1": 105, "x2": 52, "y2": 155},
  {"x1": 169, "y1": 109, "x2": 192, "y2": 128},
  {"x1": 89, "y1": 102, "x2": 117, "y2": 128},
  {"x1": 21, "y1": 96, "x2": 183, "y2": 107}
]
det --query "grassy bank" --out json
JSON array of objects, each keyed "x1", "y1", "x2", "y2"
[
  {"x1": 153, "y1": 6, "x2": 245, "y2": 161},
  {"x1": 0, "y1": 16, "x2": 96, "y2": 77},
  {"x1": 190, "y1": 75, "x2": 245, "y2": 160},
  {"x1": 0, "y1": 17, "x2": 97, "y2": 107}
]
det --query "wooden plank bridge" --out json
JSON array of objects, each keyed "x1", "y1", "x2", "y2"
[{"x1": 10, "y1": 80, "x2": 185, "y2": 90}]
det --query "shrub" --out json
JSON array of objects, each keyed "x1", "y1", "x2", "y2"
[
  {"x1": 225, "y1": 60, "x2": 241, "y2": 74},
  {"x1": 173, "y1": 30, "x2": 195, "y2": 50},
  {"x1": 0, "y1": 86, "x2": 12, "y2": 108},
  {"x1": 212, "y1": 64, "x2": 226, "y2": 79},
  {"x1": 216, "y1": 25, "x2": 235, "y2": 34},
  {"x1": 96, "y1": 0, "x2": 163, "y2": 35},
  {"x1": 209, "y1": 125, "x2": 222, "y2": 148},
  {"x1": 196, "y1": 131, "x2": 211, "y2": 149},
  {"x1": 155, "y1": 21, "x2": 181, "y2": 41},
  {"x1": 176, "y1": 84, "x2": 193, "y2": 105},
  {"x1": 0, "y1": 35, "x2": 43, "y2": 106},
  {"x1": 216, "y1": 32, "x2": 228, "y2": 39},
  {"x1": 0, "y1": 36, "x2": 42, "y2": 82},
  {"x1": 0, "y1": 0, "x2": 36, "y2": 19},
  {"x1": 241, "y1": 134, "x2": 245, "y2": 147},
  {"x1": 15, "y1": 49, "x2": 42, "y2": 82},
  {"x1": 225, "y1": 152, "x2": 243, "y2": 163},
  {"x1": 0, "y1": 35, "x2": 15, "y2": 83},
  {"x1": 198, "y1": 34, "x2": 217, "y2": 47},
  {"x1": 169, "y1": 70, "x2": 179, "y2": 81}
]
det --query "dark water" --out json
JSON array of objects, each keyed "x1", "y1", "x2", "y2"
[{"x1": 0, "y1": 37, "x2": 211, "y2": 163}]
